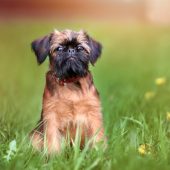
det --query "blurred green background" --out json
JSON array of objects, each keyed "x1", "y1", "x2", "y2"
[{"x1": 0, "y1": 0, "x2": 170, "y2": 169}]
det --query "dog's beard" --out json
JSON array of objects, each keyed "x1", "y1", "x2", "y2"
[{"x1": 55, "y1": 55, "x2": 89, "y2": 80}]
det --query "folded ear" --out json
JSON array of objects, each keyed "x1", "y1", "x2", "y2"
[
  {"x1": 88, "y1": 36, "x2": 102, "y2": 65},
  {"x1": 31, "y1": 34, "x2": 51, "y2": 64}
]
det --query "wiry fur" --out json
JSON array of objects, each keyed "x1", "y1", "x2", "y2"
[{"x1": 30, "y1": 29, "x2": 105, "y2": 154}]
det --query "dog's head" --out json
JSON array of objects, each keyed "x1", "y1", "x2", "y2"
[{"x1": 31, "y1": 29, "x2": 102, "y2": 80}]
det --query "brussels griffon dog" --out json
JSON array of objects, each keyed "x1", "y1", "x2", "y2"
[{"x1": 30, "y1": 29, "x2": 105, "y2": 154}]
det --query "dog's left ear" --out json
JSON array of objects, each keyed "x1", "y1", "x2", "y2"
[
  {"x1": 88, "y1": 36, "x2": 102, "y2": 65},
  {"x1": 31, "y1": 34, "x2": 51, "y2": 64}
]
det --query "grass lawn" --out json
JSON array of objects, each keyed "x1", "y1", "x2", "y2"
[{"x1": 0, "y1": 21, "x2": 170, "y2": 170}]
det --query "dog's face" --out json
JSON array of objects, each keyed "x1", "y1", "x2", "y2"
[{"x1": 31, "y1": 29, "x2": 102, "y2": 80}]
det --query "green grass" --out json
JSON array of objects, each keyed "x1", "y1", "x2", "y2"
[{"x1": 0, "y1": 21, "x2": 170, "y2": 169}]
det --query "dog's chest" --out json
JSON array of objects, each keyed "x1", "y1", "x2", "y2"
[
  {"x1": 44, "y1": 83, "x2": 99, "y2": 126},
  {"x1": 57, "y1": 83, "x2": 83, "y2": 101},
  {"x1": 43, "y1": 74, "x2": 101, "y2": 137}
]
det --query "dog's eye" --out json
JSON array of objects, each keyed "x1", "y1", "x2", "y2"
[
  {"x1": 77, "y1": 45, "x2": 84, "y2": 51},
  {"x1": 56, "y1": 46, "x2": 64, "y2": 51}
]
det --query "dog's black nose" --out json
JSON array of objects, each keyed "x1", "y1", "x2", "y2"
[{"x1": 68, "y1": 48, "x2": 75, "y2": 55}]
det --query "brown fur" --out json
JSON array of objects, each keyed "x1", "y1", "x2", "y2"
[
  {"x1": 30, "y1": 71, "x2": 105, "y2": 153},
  {"x1": 30, "y1": 30, "x2": 106, "y2": 154}
]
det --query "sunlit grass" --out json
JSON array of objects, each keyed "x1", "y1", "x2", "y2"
[{"x1": 0, "y1": 22, "x2": 170, "y2": 169}]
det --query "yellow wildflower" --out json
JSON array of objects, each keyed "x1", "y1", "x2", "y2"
[
  {"x1": 166, "y1": 112, "x2": 170, "y2": 121},
  {"x1": 138, "y1": 144, "x2": 151, "y2": 155},
  {"x1": 155, "y1": 77, "x2": 167, "y2": 86},
  {"x1": 144, "y1": 91, "x2": 155, "y2": 100},
  {"x1": 138, "y1": 144, "x2": 147, "y2": 155}
]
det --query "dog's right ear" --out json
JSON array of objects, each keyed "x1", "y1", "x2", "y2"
[{"x1": 31, "y1": 34, "x2": 51, "y2": 64}]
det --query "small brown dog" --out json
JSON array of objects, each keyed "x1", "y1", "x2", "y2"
[{"x1": 30, "y1": 29, "x2": 105, "y2": 154}]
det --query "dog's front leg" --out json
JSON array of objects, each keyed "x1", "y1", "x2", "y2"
[
  {"x1": 44, "y1": 112, "x2": 61, "y2": 154},
  {"x1": 88, "y1": 115, "x2": 107, "y2": 148},
  {"x1": 90, "y1": 119, "x2": 104, "y2": 142}
]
